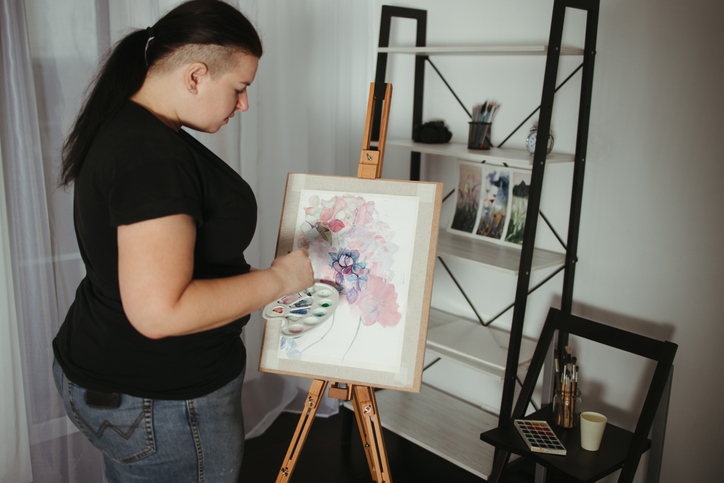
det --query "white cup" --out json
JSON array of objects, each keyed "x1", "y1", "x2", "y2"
[{"x1": 580, "y1": 411, "x2": 607, "y2": 451}]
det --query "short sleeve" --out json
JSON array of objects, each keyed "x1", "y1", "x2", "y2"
[{"x1": 107, "y1": 136, "x2": 204, "y2": 227}]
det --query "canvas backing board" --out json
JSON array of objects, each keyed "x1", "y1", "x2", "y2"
[{"x1": 259, "y1": 174, "x2": 442, "y2": 392}]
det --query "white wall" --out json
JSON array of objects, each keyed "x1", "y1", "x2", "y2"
[{"x1": 371, "y1": 1, "x2": 723, "y2": 481}]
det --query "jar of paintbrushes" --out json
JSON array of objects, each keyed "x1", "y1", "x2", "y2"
[{"x1": 553, "y1": 347, "x2": 580, "y2": 428}]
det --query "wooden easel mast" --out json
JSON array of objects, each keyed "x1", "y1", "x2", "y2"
[
  {"x1": 358, "y1": 82, "x2": 392, "y2": 179},
  {"x1": 275, "y1": 83, "x2": 394, "y2": 483}
]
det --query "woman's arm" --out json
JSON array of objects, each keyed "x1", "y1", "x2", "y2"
[{"x1": 118, "y1": 213, "x2": 313, "y2": 339}]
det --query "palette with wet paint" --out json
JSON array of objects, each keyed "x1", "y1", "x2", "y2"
[
  {"x1": 514, "y1": 420, "x2": 567, "y2": 455},
  {"x1": 262, "y1": 282, "x2": 340, "y2": 337}
]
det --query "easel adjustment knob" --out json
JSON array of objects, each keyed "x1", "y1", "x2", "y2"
[{"x1": 281, "y1": 467, "x2": 289, "y2": 476}]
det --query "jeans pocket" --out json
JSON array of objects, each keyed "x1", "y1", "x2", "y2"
[{"x1": 66, "y1": 381, "x2": 156, "y2": 463}]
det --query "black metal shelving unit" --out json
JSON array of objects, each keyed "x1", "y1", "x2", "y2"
[{"x1": 362, "y1": 0, "x2": 600, "y2": 477}]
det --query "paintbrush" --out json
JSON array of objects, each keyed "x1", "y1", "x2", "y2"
[{"x1": 554, "y1": 349, "x2": 561, "y2": 391}]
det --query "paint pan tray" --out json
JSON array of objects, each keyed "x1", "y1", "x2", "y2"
[{"x1": 262, "y1": 282, "x2": 339, "y2": 337}]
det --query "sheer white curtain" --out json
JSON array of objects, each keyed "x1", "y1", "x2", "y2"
[
  {"x1": 1, "y1": 1, "x2": 81, "y2": 481},
  {"x1": 0, "y1": 144, "x2": 33, "y2": 482},
  {"x1": 0, "y1": 0, "x2": 373, "y2": 481}
]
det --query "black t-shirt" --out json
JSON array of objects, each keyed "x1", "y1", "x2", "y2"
[{"x1": 53, "y1": 101, "x2": 257, "y2": 400}]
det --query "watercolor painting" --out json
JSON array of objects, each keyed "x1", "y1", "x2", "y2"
[
  {"x1": 450, "y1": 163, "x2": 482, "y2": 233},
  {"x1": 282, "y1": 190, "x2": 416, "y2": 370},
  {"x1": 260, "y1": 174, "x2": 441, "y2": 392},
  {"x1": 504, "y1": 171, "x2": 531, "y2": 245},
  {"x1": 476, "y1": 166, "x2": 510, "y2": 240}
]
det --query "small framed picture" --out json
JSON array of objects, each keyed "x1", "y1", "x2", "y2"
[{"x1": 449, "y1": 161, "x2": 531, "y2": 247}]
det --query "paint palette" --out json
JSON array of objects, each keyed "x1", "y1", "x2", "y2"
[
  {"x1": 514, "y1": 420, "x2": 567, "y2": 456},
  {"x1": 262, "y1": 282, "x2": 340, "y2": 337}
]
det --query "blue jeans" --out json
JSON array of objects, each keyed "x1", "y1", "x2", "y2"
[{"x1": 53, "y1": 359, "x2": 245, "y2": 482}]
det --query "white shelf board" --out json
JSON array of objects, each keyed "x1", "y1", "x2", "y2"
[
  {"x1": 379, "y1": 45, "x2": 584, "y2": 56},
  {"x1": 436, "y1": 229, "x2": 564, "y2": 274},
  {"x1": 344, "y1": 384, "x2": 498, "y2": 480},
  {"x1": 387, "y1": 138, "x2": 574, "y2": 168},
  {"x1": 426, "y1": 308, "x2": 536, "y2": 379}
]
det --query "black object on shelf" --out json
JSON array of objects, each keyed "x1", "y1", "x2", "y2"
[{"x1": 412, "y1": 120, "x2": 452, "y2": 144}]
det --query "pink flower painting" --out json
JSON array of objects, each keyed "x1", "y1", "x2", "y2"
[{"x1": 296, "y1": 193, "x2": 402, "y2": 328}]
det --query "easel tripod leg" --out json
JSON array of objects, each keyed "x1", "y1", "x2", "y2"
[
  {"x1": 275, "y1": 379, "x2": 329, "y2": 483},
  {"x1": 352, "y1": 388, "x2": 378, "y2": 480},
  {"x1": 353, "y1": 386, "x2": 393, "y2": 483}
]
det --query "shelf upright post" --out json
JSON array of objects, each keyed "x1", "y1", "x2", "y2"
[
  {"x1": 499, "y1": 0, "x2": 567, "y2": 427},
  {"x1": 558, "y1": 0, "x2": 599, "y2": 351},
  {"x1": 373, "y1": 6, "x2": 426, "y2": 181}
]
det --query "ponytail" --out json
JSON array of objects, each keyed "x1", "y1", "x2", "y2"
[
  {"x1": 59, "y1": 29, "x2": 149, "y2": 187},
  {"x1": 59, "y1": 0, "x2": 263, "y2": 187}
]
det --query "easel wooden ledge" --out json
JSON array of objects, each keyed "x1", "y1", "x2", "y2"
[{"x1": 275, "y1": 82, "x2": 394, "y2": 483}]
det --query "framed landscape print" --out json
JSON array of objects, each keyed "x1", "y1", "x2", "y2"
[
  {"x1": 259, "y1": 174, "x2": 442, "y2": 392},
  {"x1": 448, "y1": 161, "x2": 531, "y2": 247}
]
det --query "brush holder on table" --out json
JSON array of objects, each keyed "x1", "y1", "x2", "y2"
[{"x1": 553, "y1": 387, "x2": 581, "y2": 429}]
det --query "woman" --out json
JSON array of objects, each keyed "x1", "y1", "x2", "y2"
[{"x1": 52, "y1": 1, "x2": 313, "y2": 481}]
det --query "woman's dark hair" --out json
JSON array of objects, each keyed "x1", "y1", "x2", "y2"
[{"x1": 59, "y1": 0, "x2": 263, "y2": 186}]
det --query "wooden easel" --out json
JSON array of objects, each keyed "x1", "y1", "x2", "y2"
[{"x1": 275, "y1": 83, "x2": 394, "y2": 483}]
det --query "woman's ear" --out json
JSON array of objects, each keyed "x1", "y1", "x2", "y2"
[{"x1": 186, "y1": 62, "x2": 209, "y2": 94}]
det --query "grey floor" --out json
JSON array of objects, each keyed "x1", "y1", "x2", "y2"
[{"x1": 239, "y1": 409, "x2": 534, "y2": 482}]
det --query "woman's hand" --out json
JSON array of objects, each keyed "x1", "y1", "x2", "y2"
[{"x1": 268, "y1": 249, "x2": 315, "y2": 296}]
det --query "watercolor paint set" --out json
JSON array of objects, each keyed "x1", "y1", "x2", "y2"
[
  {"x1": 514, "y1": 420, "x2": 567, "y2": 456},
  {"x1": 262, "y1": 282, "x2": 340, "y2": 337}
]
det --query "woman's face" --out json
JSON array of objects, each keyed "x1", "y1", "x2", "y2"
[{"x1": 185, "y1": 52, "x2": 259, "y2": 133}]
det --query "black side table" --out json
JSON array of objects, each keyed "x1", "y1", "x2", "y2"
[{"x1": 480, "y1": 405, "x2": 651, "y2": 483}]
